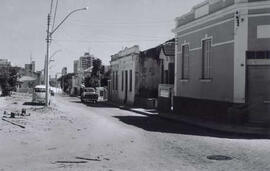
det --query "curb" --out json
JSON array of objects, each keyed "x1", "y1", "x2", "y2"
[
  {"x1": 158, "y1": 113, "x2": 270, "y2": 137},
  {"x1": 106, "y1": 101, "x2": 270, "y2": 138}
]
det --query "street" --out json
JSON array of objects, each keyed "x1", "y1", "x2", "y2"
[{"x1": 0, "y1": 93, "x2": 270, "y2": 171}]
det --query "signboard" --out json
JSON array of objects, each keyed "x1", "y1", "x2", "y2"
[{"x1": 160, "y1": 89, "x2": 170, "y2": 98}]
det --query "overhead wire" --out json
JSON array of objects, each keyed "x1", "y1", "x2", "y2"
[
  {"x1": 51, "y1": 0, "x2": 59, "y2": 31},
  {"x1": 49, "y1": 0, "x2": 54, "y2": 16},
  {"x1": 53, "y1": 38, "x2": 168, "y2": 44}
]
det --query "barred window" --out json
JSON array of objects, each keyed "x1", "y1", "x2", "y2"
[
  {"x1": 122, "y1": 71, "x2": 124, "y2": 91},
  {"x1": 182, "y1": 45, "x2": 189, "y2": 79},
  {"x1": 116, "y1": 71, "x2": 118, "y2": 90},
  {"x1": 129, "y1": 70, "x2": 132, "y2": 92},
  {"x1": 202, "y1": 39, "x2": 212, "y2": 79},
  {"x1": 112, "y1": 72, "x2": 114, "y2": 90}
]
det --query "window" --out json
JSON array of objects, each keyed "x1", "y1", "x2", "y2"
[
  {"x1": 112, "y1": 72, "x2": 115, "y2": 90},
  {"x1": 202, "y1": 39, "x2": 212, "y2": 79},
  {"x1": 122, "y1": 71, "x2": 124, "y2": 91},
  {"x1": 160, "y1": 59, "x2": 164, "y2": 83},
  {"x1": 182, "y1": 44, "x2": 189, "y2": 79},
  {"x1": 34, "y1": 88, "x2": 45, "y2": 93},
  {"x1": 246, "y1": 51, "x2": 270, "y2": 59},
  {"x1": 116, "y1": 71, "x2": 118, "y2": 90},
  {"x1": 129, "y1": 70, "x2": 132, "y2": 92},
  {"x1": 84, "y1": 88, "x2": 95, "y2": 93}
]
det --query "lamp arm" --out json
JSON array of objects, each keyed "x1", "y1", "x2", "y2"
[{"x1": 50, "y1": 8, "x2": 86, "y2": 36}]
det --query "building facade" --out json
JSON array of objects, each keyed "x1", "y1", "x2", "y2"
[
  {"x1": 158, "y1": 39, "x2": 175, "y2": 112},
  {"x1": 25, "y1": 61, "x2": 35, "y2": 74},
  {"x1": 79, "y1": 52, "x2": 95, "y2": 71},
  {"x1": 0, "y1": 59, "x2": 11, "y2": 67},
  {"x1": 110, "y1": 46, "x2": 139, "y2": 105},
  {"x1": 73, "y1": 60, "x2": 79, "y2": 74},
  {"x1": 173, "y1": 0, "x2": 270, "y2": 123}
]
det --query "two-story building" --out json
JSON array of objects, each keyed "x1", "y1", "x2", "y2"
[{"x1": 173, "y1": 0, "x2": 270, "y2": 123}]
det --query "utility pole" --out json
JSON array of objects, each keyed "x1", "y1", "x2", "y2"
[
  {"x1": 45, "y1": 14, "x2": 51, "y2": 106},
  {"x1": 44, "y1": 6, "x2": 87, "y2": 106}
]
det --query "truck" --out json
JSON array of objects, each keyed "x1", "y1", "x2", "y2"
[{"x1": 80, "y1": 87, "x2": 99, "y2": 103}]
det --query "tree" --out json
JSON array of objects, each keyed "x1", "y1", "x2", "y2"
[
  {"x1": 91, "y1": 58, "x2": 102, "y2": 77},
  {"x1": 0, "y1": 66, "x2": 20, "y2": 96},
  {"x1": 83, "y1": 58, "x2": 103, "y2": 88}
]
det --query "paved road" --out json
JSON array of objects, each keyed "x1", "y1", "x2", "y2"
[{"x1": 1, "y1": 94, "x2": 270, "y2": 171}]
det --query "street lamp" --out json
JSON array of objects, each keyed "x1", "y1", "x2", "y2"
[
  {"x1": 44, "y1": 7, "x2": 88, "y2": 106},
  {"x1": 49, "y1": 49, "x2": 62, "y2": 63}
]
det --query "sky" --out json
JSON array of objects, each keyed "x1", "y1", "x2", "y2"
[{"x1": 0, "y1": 0, "x2": 202, "y2": 76}]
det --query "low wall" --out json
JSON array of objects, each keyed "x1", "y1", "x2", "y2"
[
  {"x1": 134, "y1": 96, "x2": 157, "y2": 109},
  {"x1": 173, "y1": 96, "x2": 248, "y2": 124}
]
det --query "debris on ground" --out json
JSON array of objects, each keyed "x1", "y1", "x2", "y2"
[
  {"x1": 75, "y1": 157, "x2": 101, "y2": 161},
  {"x1": 2, "y1": 110, "x2": 30, "y2": 119},
  {"x1": 55, "y1": 161, "x2": 88, "y2": 164},
  {"x1": 2, "y1": 118, "x2": 25, "y2": 129}
]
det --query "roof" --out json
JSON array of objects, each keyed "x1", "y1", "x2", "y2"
[
  {"x1": 34, "y1": 85, "x2": 46, "y2": 89},
  {"x1": 161, "y1": 38, "x2": 175, "y2": 56},
  {"x1": 140, "y1": 45, "x2": 161, "y2": 59},
  {"x1": 18, "y1": 76, "x2": 36, "y2": 82}
]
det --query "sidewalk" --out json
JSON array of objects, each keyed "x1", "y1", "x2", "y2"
[{"x1": 106, "y1": 101, "x2": 270, "y2": 138}]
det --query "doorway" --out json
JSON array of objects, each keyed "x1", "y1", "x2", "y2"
[{"x1": 247, "y1": 65, "x2": 270, "y2": 124}]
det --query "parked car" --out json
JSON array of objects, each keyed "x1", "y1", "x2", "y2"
[
  {"x1": 81, "y1": 87, "x2": 98, "y2": 103},
  {"x1": 32, "y1": 85, "x2": 50, "y2": 105}
]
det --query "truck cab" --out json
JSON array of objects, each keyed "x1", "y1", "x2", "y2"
[{"x1": 80, "y1": 87, "x2": 98, "y2": 103}]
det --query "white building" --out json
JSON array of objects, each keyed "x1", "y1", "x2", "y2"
[
  {"x1": 0, "y1": 59, "x2": 11, "y2": 67},
  {"x1": 79, "y1": 52, "x2": 95, "y2": 71},
  {"x1": 110, "y1": 46, "x2": 140, "y2": 105}
]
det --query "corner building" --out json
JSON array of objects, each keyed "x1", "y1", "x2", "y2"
[{"x1": 173, "y1": 0, "x2": 270, "y2": 124}]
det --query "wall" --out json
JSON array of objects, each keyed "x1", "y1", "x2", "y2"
[
  {"x1": 110, "y1": 48, "x2": 139, "y2": 105},
  {"x1": 175, "y1": 16, "x2": 235, "y2": 102},
  {"x1": 248, "y1": 9, "x2": 270, "y2": 51},
  {"x1": 136, "y1": 56, "x2": 160, "y2": 98}
]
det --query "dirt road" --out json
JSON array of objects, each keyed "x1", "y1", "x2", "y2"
[{"x1": 0, "y1": 93, "x2": 270, "y2": 171}]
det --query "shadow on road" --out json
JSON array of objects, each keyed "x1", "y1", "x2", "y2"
[
  {"x1": 23, "y1": 102, "x2": 44, "y2": 106},
  {"x1": 114, "y1": 115, "x2": 267, "y2": 140},
  {"x1": 70, "y1": 100, "x2": 117, "y2": 108}
]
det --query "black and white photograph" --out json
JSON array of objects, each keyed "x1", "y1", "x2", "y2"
[{"x1": 0, "y1": 0, "x2": 270, "y2": 170}]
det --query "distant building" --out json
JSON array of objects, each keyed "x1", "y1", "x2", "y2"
[
  {"x1": 0, "y1": 59, "x2": 11, "y2": 67},
  {"x1": 25, "y1": 61, "x2": 35, "y2": 73},
  {"x1": 62, "y1": 67, "x2": 67, "y2": 76},
  {"x1": 73, "y1": 60, "x2": 79, "y2": 74},
  {"x1": 79, "y1": 52, "x2": 95, "y2": 71}
]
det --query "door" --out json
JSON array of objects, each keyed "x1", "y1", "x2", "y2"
[{"x1": 247, "y1": 65, "x2": 270, "y2": 123}]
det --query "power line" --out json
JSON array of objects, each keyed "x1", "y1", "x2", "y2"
[
  {"x1": 69, "y1": 21, "x2": 174, "y2": 28},
  {"x1": 72, "y1": 19, "x2": 173, "y2": 25},
  {"x1": 49, "y1": 0, "x2": 54, "y2": 16},
  {"x1": 51, "y1": 0, "x2": 59, "y2": 31},
  {"x1": 53, "y1": 38, "x2": 168, "y2": 44}
]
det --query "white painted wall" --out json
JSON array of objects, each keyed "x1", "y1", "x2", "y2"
[
  {"x1": 233, "y1": 8, "x2": 248, "y2": 103},
  {"x1": 110, "y1": 46, "x2": 139, "y2": 105}
]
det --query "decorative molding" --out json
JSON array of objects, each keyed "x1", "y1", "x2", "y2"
[{"x1": 173, "y1": 1, "x2": 270, "y2": 34}]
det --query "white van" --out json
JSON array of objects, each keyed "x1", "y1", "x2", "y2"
[{"x1": 32, "y1": 85, "x2": 50, "y2": 104}]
